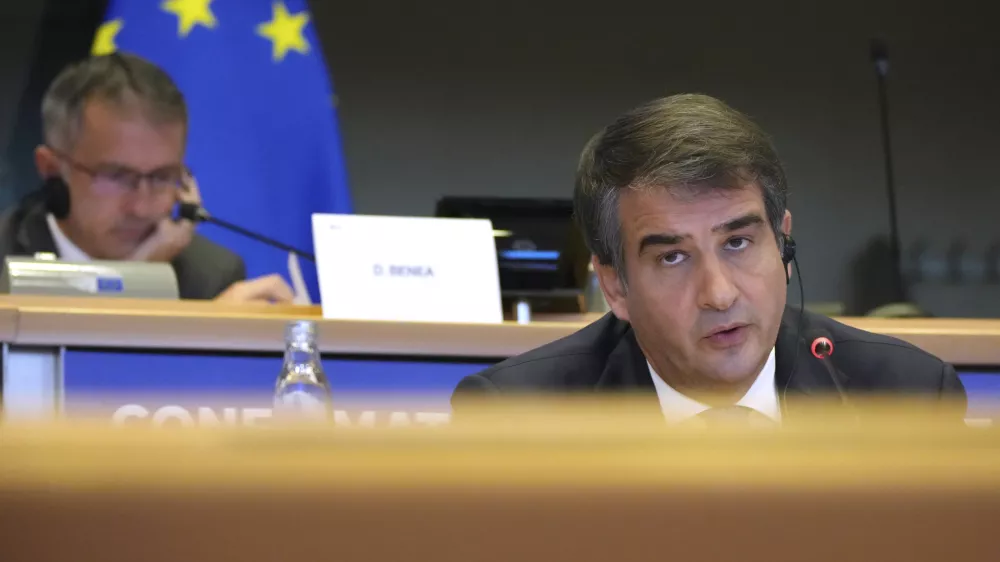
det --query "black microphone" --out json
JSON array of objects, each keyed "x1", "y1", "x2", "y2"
[
  {"x1": 810, "y1": 334, "x2": 834, "y2": 359},
  {"x1": 178, "y1": 202, "x2": 315, "y2": 261},
  {"x1": 870, "y1": 38, "x2": 889, "y2": 77},
  {"x1": 805, "y1": 329, "x2": 848, "y2": 400}
]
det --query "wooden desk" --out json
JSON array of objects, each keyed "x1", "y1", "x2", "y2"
[
  {"x1": 2, "y1": 295, "x2": 999, "y2": 423},
  {"x1": 0, "y1": 294, "x2": 999, "y2": 364}
]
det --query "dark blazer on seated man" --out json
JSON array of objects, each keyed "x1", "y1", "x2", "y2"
[
  {"x1": 452, "y1": 307, "x2": 967, "y2": 421},
  {"x1": 0, "y1": 192, "x2": 245, "y2": 300},
  {"x1": 452, "y1": 93, "x2": 966, "y2": 423}
]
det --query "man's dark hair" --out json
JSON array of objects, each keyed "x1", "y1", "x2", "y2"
[
  {"x1": 41, "y1": 52, "x2": 187, "y2": 150},
  {"x1": 574, "y1": 93, "x2": 788, "y2": 287}
]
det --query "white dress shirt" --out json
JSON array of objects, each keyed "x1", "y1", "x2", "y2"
[
  {"x1": 648, "y1": 348, "x2": 781, "y2": 424},
  {"x1": 46, "y1": 213, "x2": 92, "y2": 261}
]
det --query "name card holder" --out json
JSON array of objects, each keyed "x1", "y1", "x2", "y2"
[{"x1": 312, "y1": 214, "x2": 503, "y2": 324}]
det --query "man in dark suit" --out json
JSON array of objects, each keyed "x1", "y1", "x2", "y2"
[
  {"x1": 0, "y1": 53, "x2": 293, "y2": 302},
  {"x1": 453, "y1": 94, "x2": 966, "y2": 423}
]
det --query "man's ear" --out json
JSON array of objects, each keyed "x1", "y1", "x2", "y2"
[
  {"x1": 592, "y1": 254, "x2": 630, "y2": 322},
  {"x1": 34, "y1": 145, "x2": 60, "y2": 179},
  {"x1": 782, "y1": 210, "x2": 793, "y2": 279}
]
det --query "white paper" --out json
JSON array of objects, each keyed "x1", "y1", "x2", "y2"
[{"x1": 311, "y1": 214, "x2": 502, "y2": 323}]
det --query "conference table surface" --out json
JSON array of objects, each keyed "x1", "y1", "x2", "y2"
[{"x1": 0, "y1": 294, "x2": 999, "y2": 365}]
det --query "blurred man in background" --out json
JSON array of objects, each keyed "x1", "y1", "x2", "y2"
[
  {"x1": 0, "y1": 53, "x2": 293, "y2": 302},
  {"x1": 453, "y1": 94, "x2": 966, "y2": 424}
]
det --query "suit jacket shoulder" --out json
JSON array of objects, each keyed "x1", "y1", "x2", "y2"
[
  {"x1": 0, "y1": 193, "x2": 57, "y2": 259},
  {"x1": 798, "y1": 312, "x2": 957, "y2": 393},
  {"x1": 454, "y1": 314, "x2": 638, "y2": 395},
  {"x1": 453, "y1": 307, "x2": 965, "y2": 406},
  {"x1": 0, "y1": 194, "x2": 245, "y2": 300},
  {"x1": 171, "y1": 234, "x2": 246, "y2": 300}
]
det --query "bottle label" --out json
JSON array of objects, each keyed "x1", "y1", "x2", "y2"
[{"x1": 274, "y1": 383, "x2": 331, "y2": 421}]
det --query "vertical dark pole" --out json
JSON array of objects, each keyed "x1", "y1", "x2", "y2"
[{"x1": 871, "y1": 39, "x2": 905, "y2": 302}]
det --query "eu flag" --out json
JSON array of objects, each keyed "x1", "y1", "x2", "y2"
[{"x1": 92, "y1": 0, "x2": 352, "y2": 302}]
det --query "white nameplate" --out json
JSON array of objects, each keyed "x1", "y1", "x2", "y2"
[{"x1": 312, "y1": 214, "x2": 503, "y2": 323}]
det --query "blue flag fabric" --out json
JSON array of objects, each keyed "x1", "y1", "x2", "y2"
[{"x1": 93, "y1": 0, "x2": 352, "y2": 302}]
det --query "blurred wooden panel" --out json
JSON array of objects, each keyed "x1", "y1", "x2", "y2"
[
  {"x1": 2, "y1": 488, "x2": 998, "y2": 562},
  {"x1": 0, "y1": 420, "x2": 998, "y2": 562}
]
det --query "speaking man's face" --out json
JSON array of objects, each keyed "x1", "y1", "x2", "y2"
[{"x1": 598, "y1": 183, "x2": 791, "y2": 397}]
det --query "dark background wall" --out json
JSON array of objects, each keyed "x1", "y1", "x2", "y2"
[
  {"x1": 2, "y1": 0, "x2": 998, "y2": 315},
  {"x1": 0, "y1": 1, "x2": 47, "y2": 202},
  {"x1": 0, "y1": 0, "x2": 106, "y2": 209}
]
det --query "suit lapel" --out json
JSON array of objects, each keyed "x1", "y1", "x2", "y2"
[
  {"x1": 775, "y1": 307, "x2": 851, "y2": 418},
  {"x1": 594, "y1": 327, "x2": 657, "y2": 393}
]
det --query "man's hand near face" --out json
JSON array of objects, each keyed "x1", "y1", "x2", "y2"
[
  {"x1": 118, "y1": 173, "x2": 296, "y2": 304},
  {"x1": 128, "y1": 173, "x2": 201, "y2": 262},
  {"x1": 215, "y1": 274, "x2": 295, "y2": 304}
]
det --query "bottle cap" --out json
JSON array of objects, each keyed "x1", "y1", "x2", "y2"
[{"x1": 286, "y1": 320, "x2": 317, "y2": 343}]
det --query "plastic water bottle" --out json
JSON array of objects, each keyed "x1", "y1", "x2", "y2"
[{"x1": 273, "y1": 320, "x2": 333, "y2": 422}]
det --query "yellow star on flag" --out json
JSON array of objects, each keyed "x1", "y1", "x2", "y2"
[
  {"x1": 92, "y1": 19, "x2": 124, "y2": 55},
  {"x1": 256, "y1": 1, "x2": 310, "y2": 62},
  {"x1": 161, "y1": 0, "x2": 218, "y2": 38}
]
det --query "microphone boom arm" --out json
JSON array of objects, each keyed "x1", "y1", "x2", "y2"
[
  {"x1": 204, "y1": 215, "x2": 316, "y2": 262},
  {"x1": 178, "y1": 202, "x2": 315, "y2": 261}
]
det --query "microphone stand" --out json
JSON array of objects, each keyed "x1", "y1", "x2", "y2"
[
  {"x1": 866, "y1": 39, "x2": 924, "y2": 317},
  {"x1": 871, "y1": 38, "x2": 905, "y2": 303},
  {"x1": 179, "y1": 203, "x2": 315, "y2": 261},
  {"x1": 205, "y1": 215, "x2": 315, "y2": 262}
]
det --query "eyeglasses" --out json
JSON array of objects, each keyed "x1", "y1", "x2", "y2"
[{"x1": 50, "y1": 148, "x2": 189, "y2": 198}]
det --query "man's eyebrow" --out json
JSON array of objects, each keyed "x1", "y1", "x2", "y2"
[
  {"x1": 636, "y1": 213, "x2": 766, "y2": 254},
  {"x1": 712, "y1": 212, "x2": 765, "y2": 233},
  {"x1": 94, "y1": 161, "x2": 184, "y2": 174},
  {"x1": 638, "y1": 233, "x2": 687, "y2": 254}
]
